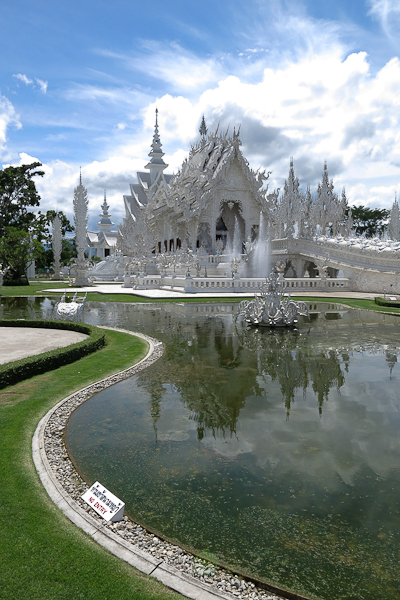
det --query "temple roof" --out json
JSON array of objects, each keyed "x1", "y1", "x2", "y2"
[{"x1": 149, "y1": 127, "x2": 271, "y2": 218}]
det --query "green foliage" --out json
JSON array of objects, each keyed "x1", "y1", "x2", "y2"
[
  {"x1": 0, "y1": 162, "x2": 44, "y2": 283},
  {"x1": 35, "y1": 246, "x2": 54, "y2": 270},
  {"x1": 35, "y1": 211, "x2": 75, "y2": 270},
  {"x1": 61, "y1": 237, "x2": 77, "y2": 265},
  {"x1": 0, "y1": 162, "x2": 44, "y2": 235},
  {"x1": 375, "y1": 296, "x2": 400, "y2": 308},
  {"x1": 0, "y1": 320, "x2": 105, "y2": 389},
  {"x1": 35, "y1": 209, "x2": 74, "y2": 245},
  {"x1": 0, "y1": 226, "x2": 35, "y2": 284},
  {"x1": 349, "y1": 205, "x2": 390, "y2": 237}
]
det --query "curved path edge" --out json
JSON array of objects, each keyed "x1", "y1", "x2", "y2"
[{"x1": 32, "y1": 326, "x2": 235, "y2": 600}]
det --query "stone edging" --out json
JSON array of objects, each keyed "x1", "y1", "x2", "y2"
[{"x1": 32, "y1": 326, "x2": 303, "y2": 600}]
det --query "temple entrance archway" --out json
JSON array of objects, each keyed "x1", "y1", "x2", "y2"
[{"x1": 217, "y1": 201, "x2": 245, "y2": 254}]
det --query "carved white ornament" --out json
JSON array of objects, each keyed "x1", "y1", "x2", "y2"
[{"x1": 52, "y1": 215, "x2": 62, "y2": 278}]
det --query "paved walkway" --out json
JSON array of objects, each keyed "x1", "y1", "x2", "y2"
[
  {"x1": 42, "y1": 283, "x2": 383, "y2": 301},
  {"x1": 0, "y1": 327, "x2": 88, "y2": 365}
]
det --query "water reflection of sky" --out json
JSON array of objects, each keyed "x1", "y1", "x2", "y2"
[{"x1": 146, "y1": 349, "x2": 400, "y2": 491}]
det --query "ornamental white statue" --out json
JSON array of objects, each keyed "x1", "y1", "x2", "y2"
[
  {"x1": 52, "y1": 214, "x2": 62, "y2": 279},
  {"x1": 72, "y1": 172, "x2": 91, "y2": 287}
]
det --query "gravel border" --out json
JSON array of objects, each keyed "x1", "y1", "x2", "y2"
[{"x1": 32, "y1": 326, "x2": 309, "y2": 600}]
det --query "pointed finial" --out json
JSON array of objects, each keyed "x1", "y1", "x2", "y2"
[
  {"x1": 199, "y1": 115, "x2": 207, "y2": 140},
  {"x1": 155, "y1": 107, "x2": 158, "y2": 128},
  {"x1": 79, "y1": 167, "x2": 82, "y2": 185},
  {"x1": 290, "y1": 156, "x2": 293, "y2": 168},
  {"x1": 324, "y1": 161, "x2": 327, "y2": 171},
  {"x1": 104, "y1": 189, "x2": 106, "y2": 201}
]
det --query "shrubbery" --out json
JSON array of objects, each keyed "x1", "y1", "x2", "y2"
[
  {"x1": 374, "y1": 297, "x2": 400, "y2": 308},
  {"x1": 0, "y1": 319, "x2": 105, "y2": 389}
]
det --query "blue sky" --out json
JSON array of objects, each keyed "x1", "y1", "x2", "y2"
[{"x1": 2, "y1": 0, "x2": 400, "y2": 229}]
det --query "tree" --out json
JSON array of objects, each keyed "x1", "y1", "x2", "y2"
[
  {"x1": 35, "y1": 209, "x2": 74, "y2": 246},
  {"x1": 349, "y1": 205, "x2": 390, "y2": 237},
  {"x1": 0, "y1": 162, "x2": 44, "y2": 284},
  {"x1": 0, "y1": 163, "x2": 44, "y2": 235},
  {"x1": 61, "y1": 238, "x2": 77, "y2": 266},
  {"x1": 0, "y1": 227, "x2": 40, "y2": 284}
]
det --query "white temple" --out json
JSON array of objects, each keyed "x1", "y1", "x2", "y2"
[
  {"x1": 87, "y1": 191, "x2": 118, "y2": 259},
  {"x1": 87, "y1": 110, "x2": 400, "y2": 294},
  {"x1": 119, "y1": 109, "x2": 275, "y2": 258}
]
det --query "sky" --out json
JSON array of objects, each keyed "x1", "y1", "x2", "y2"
[{"x1": 2, "y1": 0, "x2": 400, "y2": 230}]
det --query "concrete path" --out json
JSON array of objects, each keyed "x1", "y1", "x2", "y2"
[
  {"x1": 41, "y1": 282, "x2": 383, "y2": 301},
  {"x1": 0, "y1": 327, "x2": 88, "y2": 365}
]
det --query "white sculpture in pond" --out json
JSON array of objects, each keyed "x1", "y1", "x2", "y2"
[
  {"x1": 237, "y1": 272, "x2": 310, "y2": 327},
  {"x1": 55, "y1": 292, "x2": 87, "y2": 320}
]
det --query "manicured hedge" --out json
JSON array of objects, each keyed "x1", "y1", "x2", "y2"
[
  {"x1": 0, "y1": 319, "x2": 105, "y2": 389},
  {"x1": 374, "y1": 296, "x2": 400, "y2": 308}
]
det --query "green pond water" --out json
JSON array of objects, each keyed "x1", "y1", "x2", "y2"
[{"x1": 2, "y1": 298, "x2": 400, "y2": 600}]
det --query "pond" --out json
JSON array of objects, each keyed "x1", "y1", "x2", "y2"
[{"x1": 3, "y1": 297, "x2": 400, "y2": 600}]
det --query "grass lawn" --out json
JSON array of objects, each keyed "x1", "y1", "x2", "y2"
[
  {"x1": 0, "y1": 328, "x2": 182, "y2": 600},
  {"x1": 0, "y1": 281, "x2": 68, "y2": 296}
]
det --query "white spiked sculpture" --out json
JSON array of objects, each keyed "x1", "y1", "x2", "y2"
[
  {"x1": 237, "y1": 272, "x2": 310, "y2": 327},
  {"x1": 73, "y1": 171, "x2": 91, "y2": 287},
  {"x1": 52, "y1": 214, "x2": 62, "y2": 279}
]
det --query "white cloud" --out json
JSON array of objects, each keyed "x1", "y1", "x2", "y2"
[
  {"x1": 139, "y1": 49, "x2": 400, "y2": 209},
  {"x1": 368, "y1": 0, "x2": 400, "y2": 43},
  {"x1": 99, "y1": 43, "x2": 224, "y2": 92},
  {"x1": 7, "y1": 8, "x2": 400, "y2": 229},
  {"x1": 0, "y1": 94, "x2": 21, "y2": 157},
  {"x1": 13, "y1": 73, "x2": 33, "y2": 85},
  {"x1": 35, "y1": 78, "x2": 48, "y2": 94},
  {"x1": 19, "y1": 46, "x2": 400, "y2": 227},
  {"x1": 13, "y1": 73, "x2": 48, "y2": 94}
]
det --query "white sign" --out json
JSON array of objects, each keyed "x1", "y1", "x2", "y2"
[{"x1": 82, "y1": 481, "x2": 125, "y2": 522}]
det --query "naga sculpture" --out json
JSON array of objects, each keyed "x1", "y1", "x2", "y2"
[{"x1": 55, "y1": 291, "x2": 87, "y2": 321}]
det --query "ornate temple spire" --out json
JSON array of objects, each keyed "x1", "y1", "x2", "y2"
[
  {"x1": 97, "y1": 190, "x2": 114, "y2": 231},
  {"x1": 199, "y1": 115, "x2": 208, "y2": 141},
  {"x1": 145, "y1": 108, "x2": 168, "y2": 185},
  {"x1": 101, "y1": 189, "x2": 109, "y2": 213}
]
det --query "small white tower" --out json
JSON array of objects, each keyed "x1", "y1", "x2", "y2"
[{"x1": 97, "y1": 190, "x2": 115, "y2": 233}]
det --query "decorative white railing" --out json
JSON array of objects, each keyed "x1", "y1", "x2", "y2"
[{"x1": 124, "y1": 274, "x2": 351, "y2": 294}]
